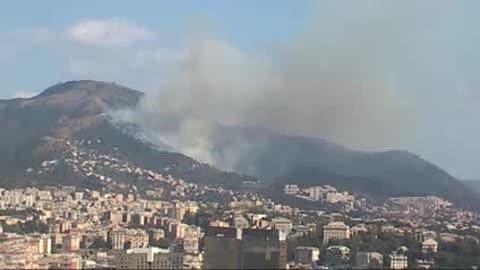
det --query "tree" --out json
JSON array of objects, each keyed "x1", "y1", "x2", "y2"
[
  {"x1": 89, "y1": 237, "x2": 109, "y2": 249},
  {"x1": 150, "y1": 238, "x2": 169, "y2": 249},
  {"x1": 183, "y1": 211, "x2": 197, "y2": 226}
]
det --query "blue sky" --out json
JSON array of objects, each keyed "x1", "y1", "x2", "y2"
[
  {"x1": 1, "y1": 1, "x2": 480, "y2": 179},
  {"x1": 0, "y1": 0, "x2": 309, "y2": 95}
]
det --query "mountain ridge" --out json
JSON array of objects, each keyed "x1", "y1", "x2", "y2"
[
  {"x1": 0, "y1": 80, "x2": 252, "y2": 190},
  {"x1": 0, "y1": 80, "x2": 478, "y2": 210}
]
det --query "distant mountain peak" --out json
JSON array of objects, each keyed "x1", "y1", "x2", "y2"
[{"x1": 36, "y1": 80, "x2": 142, "y2": 98}]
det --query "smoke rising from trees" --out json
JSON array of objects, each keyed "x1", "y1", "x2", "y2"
[{"x1": 112, "y1": 2, "x2": 477, "y2": 176}]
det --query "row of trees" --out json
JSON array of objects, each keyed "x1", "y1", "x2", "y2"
[{"x1": 287, "y1": 227, "x2": 480, "y2": 268}]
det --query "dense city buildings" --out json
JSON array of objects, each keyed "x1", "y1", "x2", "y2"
[
  {"x1": 116, "y1": 247, "x2": 183, "y2": 269},
  {"x1": 0, "y1": 179, "x2": 480, "y2": 269}
]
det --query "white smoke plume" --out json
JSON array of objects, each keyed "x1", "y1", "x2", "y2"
[{"x1": 112, "y1": 1, "x2": 467, "y2": 171}]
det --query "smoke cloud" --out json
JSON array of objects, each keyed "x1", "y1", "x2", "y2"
[{"x1": 112, "y1": 1, "x2": 470, "y2": 173}]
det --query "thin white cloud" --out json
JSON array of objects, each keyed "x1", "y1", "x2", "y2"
[{"x1": 65, "y1": 18, "x2": 155, "y2": 47}]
